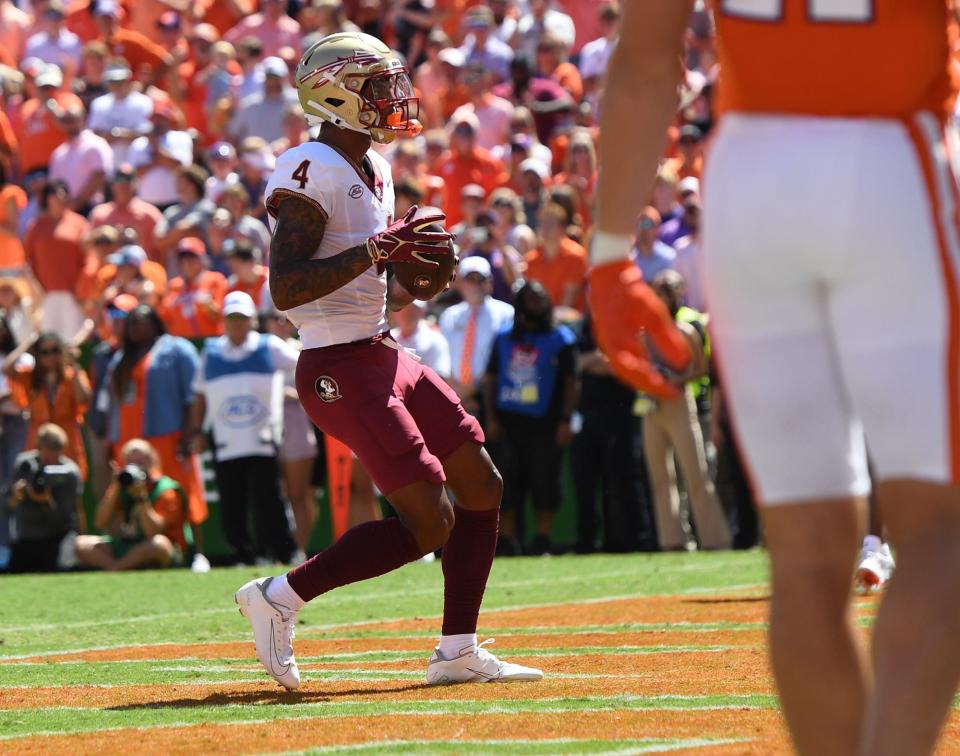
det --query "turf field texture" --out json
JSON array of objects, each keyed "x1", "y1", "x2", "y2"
[{"x1": 1, "y1": 552, "x2": 956, "y2": 755}]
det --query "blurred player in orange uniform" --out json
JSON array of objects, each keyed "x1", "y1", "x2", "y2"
[{"x1": 592, "y1": 2, "x2": 960, "y2": 754}]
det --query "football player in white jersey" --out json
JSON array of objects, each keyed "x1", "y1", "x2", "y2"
[{"x1": 234, "y1": 32, "x2": 543, "y2": 690}]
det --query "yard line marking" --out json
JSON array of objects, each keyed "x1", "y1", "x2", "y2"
[
  {"x1": 0, "y1": 696, "x2": 779, "y2": 739},
  {"x1": 680, "y1": 583, "x2": 765, "y2": 595},
  {"x1": 0, "y1": 576, "x2": 767, "y2": 633}
]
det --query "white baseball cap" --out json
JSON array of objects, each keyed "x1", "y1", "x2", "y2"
[
  {"x1": 437, "y1": 47, "x2": 465, "y2": 68},
  {"x1": 677, "y1": 176, "x2": 700, "y2": 196},
  {"x1": 458, "y1": 255, "x2": 492, "y2": 279},
  {"x1": 519, "y1": 157, "x2": 550, "y2": 180},
  {"x1": 262, "y1": 56, "x2": 288, "y2": 78},
  {"x1": 35, "y1": 64, "x2": 64, "y2": 89},
  {"x1": 223, "y1": 291, "x2": 256, "y2": 318}
]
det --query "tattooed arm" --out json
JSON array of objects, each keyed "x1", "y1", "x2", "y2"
[{"x1": 268, "y1": 192, "x2": 373, "y2": 311}]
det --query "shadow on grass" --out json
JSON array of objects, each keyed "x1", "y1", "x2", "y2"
[
  {"x1": 105, "y1": 682, "x2": 436, "y2": 710},
  {"x1": 684, "y1": 596, "x2": 770, "y2": 605}
]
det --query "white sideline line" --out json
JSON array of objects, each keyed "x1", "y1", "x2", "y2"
[
  {"x1": 271, "y1": 737, "x2": 751, "y2": 756},
  {"x1": 0, "y1": 693, "x2": 772, "y2": 708}
]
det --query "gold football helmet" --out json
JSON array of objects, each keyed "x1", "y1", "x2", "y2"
[{"x1": 295, "y1": 32, "x2": 421, "y2": 144}]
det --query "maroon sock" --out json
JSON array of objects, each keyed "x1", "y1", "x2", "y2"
[
  {"x1": 441, "y1": 506, "x2": 499, "y2": 635},
  {"x1": 287, "y1": 518, "x2": 423, "y2": 602}
]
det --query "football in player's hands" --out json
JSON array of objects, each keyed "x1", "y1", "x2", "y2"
[
  {"x1": 366, "y1": 204, "x2": 453, "y2": 266},
  {"x1": 391, "y1": 207, "x2": 457, "y2": 301}
]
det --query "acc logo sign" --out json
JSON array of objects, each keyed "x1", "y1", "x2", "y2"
[
  {"x1": 218, "y1": 395, "x2": 269, "y2": 428},
  {"x1": 316, "y1": 375, "x2": 342, "y2": 403},
  {"x1": 348, "y1": 184, "x2": 364, "y2": 199}
]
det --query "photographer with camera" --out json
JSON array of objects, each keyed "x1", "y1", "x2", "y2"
[
  {"x1": 1, "y1": 423, "x2": 81, "y2": 573},
  {"x1": 74, "y1": 439, "x2": 187, "y2": 570}
]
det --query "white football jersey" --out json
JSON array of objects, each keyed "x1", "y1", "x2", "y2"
[{"x1": 265, "y1": 141, "x2": 395, "y2": 348}]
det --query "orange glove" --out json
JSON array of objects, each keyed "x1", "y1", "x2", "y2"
[{"x1": 587, "y1": 258, "x2": 692, "y2": 399}]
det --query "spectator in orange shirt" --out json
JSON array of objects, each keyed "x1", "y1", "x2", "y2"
[
  {"x1": 665, "y1": 124, "x2": 705, "y2": 181},
  {"x1": 0, "y1": 109, "x2": 17, "y2": 169},
  {"x1": 96, "y1": 243, "x2": 168, "y2": 308},
  {"x1": 524, "y1": 201, "x2": 587, "y2": 312},
  {"x1": 24, "y1": 180, "x2": 92, "y2": 337},
  {"x1": 553, "y1": 128, "x2": 597, "y2": 234},
  {"x1": 224, "y1": 238, "x2": 267, "y2": 307},
  {"x1": 0, "y1": 163, "x2": 27, "y2": 271},
  {"x1": 89, "y1": 165, "x2": 164, "y2": 261},
  {"x1": 154, "y1": 12, "x2": 189, "y2": 68},
  {"x1": 94, "y1": 0, "x2": 171, "y2": 87},
  {"x1": 66, "y1": 0, "x2": 112, "y2": 45},
  {"x1": 14, "y1": 64, "x2": 84, "y2": 175},
  {"x1": 2, "y1": 330, "x2": 92, "y2": 481},
  {"x1": 202, "y1": 0, "x2": 255, "y2": 37},
  {"x1": 536, "y1": 33, "x2": 582, "y2": 103},
  {"x1": 172, "y1": 23, "x2": 218, "y2": 137},
  {"x1": 160, "y1": 236, "x2": 227, "y2": 341},
  {"x1": 0, "y1": 0, "x2": 31, "y2": 62},
  {"x1": 435, "y1": 113, "x2": 509, "y2": 226}
]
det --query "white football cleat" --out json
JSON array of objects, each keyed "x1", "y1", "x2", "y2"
[
  {"x1": 426, "y1": 638, "x2": 544, "y2": 684},
  {"x1": 855, "y1": 543, "x2": 895, "y2": 594},
  {"x1": 190, "y1": 553, "x2": 211, "y2": 573},
  {"x1": 235, "y1": 577, "x2": 301, "y2": 690}
]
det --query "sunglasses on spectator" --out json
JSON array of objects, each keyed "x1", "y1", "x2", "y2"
[{"x1": 492, "y1": 199, "x2": 513, "y2": 209}]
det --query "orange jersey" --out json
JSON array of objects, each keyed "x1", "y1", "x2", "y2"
[{"x1": 714, "y1": 0, "x2": 957, "y2": 119}]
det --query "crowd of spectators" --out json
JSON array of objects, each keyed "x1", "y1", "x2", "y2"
[{"x1": 0, "y1": 0, "x2": 761, "y2": 572}]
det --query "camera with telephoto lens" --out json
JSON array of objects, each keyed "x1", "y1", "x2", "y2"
[
  {"x1": 16, "y1": 457, "x2": 74, "y2": 492},
  {"x1": 117, "y1": 465, "x2": 147, "y2": 490}
]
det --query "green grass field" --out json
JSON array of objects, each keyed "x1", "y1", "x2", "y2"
[{"x1": 0, "y1": 551, "x2": 891, "y2": 754}]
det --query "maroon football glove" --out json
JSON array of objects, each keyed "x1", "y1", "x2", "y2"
[{"x1": 366, "y1": 205, "x2": 453, "y2": 266}]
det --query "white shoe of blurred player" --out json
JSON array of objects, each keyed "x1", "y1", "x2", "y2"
[
  {"x1": 289, "y1": 549, "x2": 307, "y2": 567},
  {"x1": 235, "y1": 577, "x2": 301, "y2": 690},
  {"x1": 855, "y1": 539, "x2": 895, "y2": 594},
  {"x1": 426, "y1": 639, "x2": 543, "y2": 684},
  {"x1": 190, "y1": 553, "x2": 211, "y2": 573}
]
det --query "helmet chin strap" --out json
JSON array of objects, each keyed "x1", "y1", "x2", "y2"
[{"x1": 304, "y1": 98, "x2": 371, "y2": 136}]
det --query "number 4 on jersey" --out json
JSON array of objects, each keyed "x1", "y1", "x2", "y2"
[
  {"x1": 722, "y1": 0, "x2": 872, "y2": 22},
  {"x1": 292, "y1": 160, "x2": 311, "y2": 190}
]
